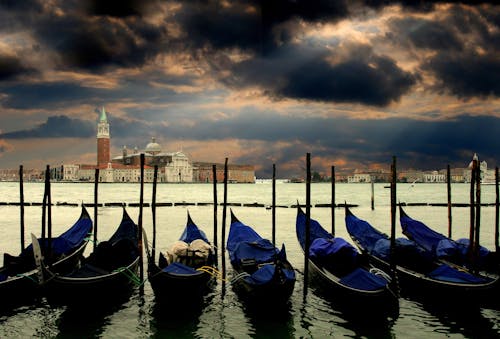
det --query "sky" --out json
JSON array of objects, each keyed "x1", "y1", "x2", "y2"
[{"x1": 0, "y1": 1, "x2": 499, "y2": 178}]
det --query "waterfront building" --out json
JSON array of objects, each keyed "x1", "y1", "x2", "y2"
[{"x1": 52, "y1": 107, "x2": 254, "y2": 183}]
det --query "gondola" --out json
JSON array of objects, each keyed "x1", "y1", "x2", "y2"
[
  {"x1": 399, "y1": 206, "x2": 498, "y2": 273},
  {"x1": 296, "y1": 206, "x2": 397, "y2": 309},
  {"x1": 227, "y1": 210, "x2": 296, "y2": 305},
  {"x1": 345, "y1": 206, "x2": 498, "y2": 300},
  {"x1": 32, "y1": 207, "x2": 140, "y2": 303},
  {"x1": 0, "y1": 205, "x2": 92, "y2": 303},
  {"x1": 144, "y1": 211, "x2": 216, "y2": 303}
]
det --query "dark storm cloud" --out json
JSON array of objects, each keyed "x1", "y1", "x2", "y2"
[
  {"x1": 225, "y1": 44, "x2": 418, "y2": 106},
  {"x1": 0, "y1": 54, "x2": 35, "y2": 80},
  {"x1": 388, "y1": 17, "x2": 463, "y2": 51},
  {"x1": 157, "y1": 113, "x2": 500, "y2": 172},
  {"x1": 86, "y1": 0, "x2": 156, "y2": 17},
  {"x1": 0, "y1": 83, "x2": 102, "y2": 109},
  {"x1": 0, "y1": 115, "x2": 95, "y2": 138},
  {"x1": 389, "y1": 5, "x2": 500, "y2": 99}
]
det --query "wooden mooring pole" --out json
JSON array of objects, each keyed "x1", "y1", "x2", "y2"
[
  {"x1": 94, "y1": 168, "x2": 99, "y2": 251},
  {"x1": 447, "y1": 165, "x2": 452, "y2": 238},
  {"x1": 331, "y1": 166, "x2": 335, "y2": 236},
  {"x1": 138, "y1": 153, "x2": 145, "y2": 283},
  {"x1": 468, "y1": 156, "x2": 477, "y2": 259},
  {"x1": 221, "y1": 158, "x2": 228, "y2": 286},
  {"x1": 19, "y1": 165, "x2": 25, "y2": 252},
  {"x1": 495, "y1": 167, "x2": 499, "y2": 254},
  {"x1": 152, "y1": 165, "x2": 158, "y2": 261},
  {"x1": 390, "y1": 157, "x2": 397, "y2": 277},
  {"x1": 272, "y1": 164, "x2": 276, "y2": 247},
  {"x1": 212, "y1": 164, "x2": 218, "y2": 267},
  {"x1": 304, "y1": 153, "x2": 311, "y2": 297}
]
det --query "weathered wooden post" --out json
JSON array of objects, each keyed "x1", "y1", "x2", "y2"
[
  {"x1": 94, "y1": 168, "x2": 99, "y2": 251},
  {"x1": 390, "y1": 157, "x2": 397, "y2": 277},
  {"x1": 495, "y1": 167, "x2": 499, "y2": 255},
  {"x1": 304, "y1": 153, "x2": 311, "y2": 297},
  {"x1": 138, "y1": 153, "x2": 145, "y2": 283},
  {"x1": 221, "y1": 158, "x2": 228, "y2": 285},
  {"x1": 371, "y1": 176, "x2": 375, "y2": 210},
  {"x1": 19, "y1": 165, "x2": 25, "y2": 251},
  {"x1": 474, "y1": 157, "x2": 482, "y2": 271},
  {"x1": 331, "y1": 166, "x2": 335, "y2": 236},
  {"x1": 272, "y1": 164, "x2": 276, "y2": 247},
  {"x1": 152, "y1": 165, "x2": 158, "y2": 261},
  {"x1": 447, "y1": 164, "x2": 452, "y2": 238},
  {"x1": 212, "y1": 164, "x2": 218, "y2": 266},
  {"x1": 468, "y1": 154, "x2": 477, "y2": 259}
]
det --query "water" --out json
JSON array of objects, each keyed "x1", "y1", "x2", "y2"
[{"x1": 0, "y1": 182, "x2": 499, "y2": 338}]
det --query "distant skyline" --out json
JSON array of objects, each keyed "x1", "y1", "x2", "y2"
[{"x1": 0, "y1": 1, "x2": 499, "y2": 178}]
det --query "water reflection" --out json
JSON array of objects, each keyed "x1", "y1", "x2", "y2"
[{"x1": 54, "y1": 293, "x2": 131, "y2": 338}]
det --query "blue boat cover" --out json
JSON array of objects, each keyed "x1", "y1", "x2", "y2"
[
  {"x1": 345, "y1": 212, "x2": 387, "y2": 253},
  {"x1": 455, "y1": 238, "x2": 490, "y2": 258},
  {"x1": 339, "y1": 268, "x2": 388, "y2": 291},
  {"x1": 309, "y1": 237, "x2": 358, "y2": 261},
  {"x1": 108, "y1": 209, "x2": 138, "y2": 245},
  {"x1": 22, "y1": 209, "x2": 92, "y2": 256},
  {"x1": 227, "y1": 218, "x2": 280, "y2": 265},
  {"x1": 296, "y1": 208, "x2": 334, "y2": 250},
  {"x1": 163, "y1": 262, "x2": 199, "y2": 275},
  {"x1": 180, "y1": 219, "x2": 210, "y2": 244},
  {"x1": 230, "y1": 238, "x2": 277, "y2": 265},
  {"x1": 428, "y1": 264, "x2": 488, "y2": 284},
  {"x1": 400, "y1": 213, "x2": 490, "y2": 261},
  {"x1": 242, "y1": 264, "x2": 296, "y2": 286}
]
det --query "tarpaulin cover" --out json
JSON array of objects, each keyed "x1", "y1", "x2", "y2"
[
  {"x1": 296, "y1": 208, "x2": 334, "y2": 250},
  {"x1": 456, "y1": 238, "x2": 490, "y2": 259},
  {"x1": 230, "y1": 239, "x2": 277, "y2": 265},
  {"x1": 400, "y1": 212, "x2": 491, "y2": 262},
  {"x1": 428, "y1": 264, "x2": 488, "y2": 284},
  {"x1": 309, "y1": 238, "x2": 357, "y2": 261},
  {"x1": 180, "y1": 217, "x2": 210, "y2": 244},
  {"x1": 339, "y1": 268, "x2": 388, "y2": 291},
  {"x1": 163, "y1": 262, "x2": 199, "y2": 275},
  {"x1": 108, "y1": 209, "x2": 138, "y2": 245},
  {"x1": 244, "y1": 264, "x2": 276, "y2": 285},
  {"x1": 345, "y1": 212, "x2": 387, "y2": 253},
  {"x1": 22, "y1": 208, "x2": 92, "y2": 256},
  {"x1": 242, "y1": 264, "x2": 296, "y2": 285},
  {"x1": 400, "y1": 213, "x2": 445, "y2": 255}
]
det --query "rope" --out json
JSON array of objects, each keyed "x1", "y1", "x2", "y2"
[
  {"x1": 113, "y1": 266, "x2": 143, "y2": 286},
  {"x1": 196, "y1": 265, "x2": 228, "y2": 282},
  {"x1": 15, "y1": 273, "x2": 38, "y2": 283},
  {"x1": 230, "y1": 271, "x2": 251, "y2": 284}
]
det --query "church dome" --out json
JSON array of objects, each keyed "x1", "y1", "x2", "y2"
[{"x1": 145, "y1": 137, "x2": 161, "y2": 153}]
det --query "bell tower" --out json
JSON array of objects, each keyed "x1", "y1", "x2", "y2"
[{"x1": 97, "y1": 107, "x2": 110, "y2": 166}]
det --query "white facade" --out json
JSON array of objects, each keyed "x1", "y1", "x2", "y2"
[
  {"x1": 423, "y1": 171, "x2": 445, "y2": 183},
  {"x1": 347, "y1": 173, "x2": 372, "y2": 183}
]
